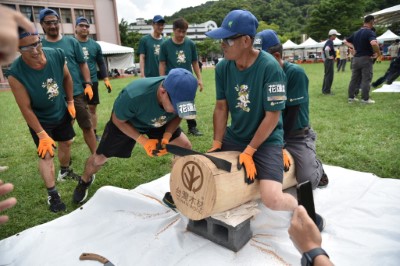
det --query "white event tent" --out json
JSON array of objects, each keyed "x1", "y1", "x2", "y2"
[
  {"x1": 97, "y1": 41, "x2": 134, "y2": 70},
  {"x1": 376, "y1": 29, "x2": 400, "y2": 42}
]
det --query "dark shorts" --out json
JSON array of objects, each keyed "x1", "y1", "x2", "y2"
[
  {"x1": 221, "y1": 139, "x2": 284, "y2": 183},
  {"x1": 74, "y1": 93, "x2": 92, "y2": 129},
  {"x1": 29, "y1": 112, "x2": 75, "y2": 147},
  {"x1": 87, "y1": 82, "x2": 100, "y2": 105},
  {"x1": 96, "y1": 119, "x2": 182, "y2": 158}
]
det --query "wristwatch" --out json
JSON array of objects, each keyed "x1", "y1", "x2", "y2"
[{"x1": 301, "y1": 248, "x2": 329, "y2": 266}]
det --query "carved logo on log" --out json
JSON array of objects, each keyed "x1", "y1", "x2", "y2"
[{"x1": 181, "y1": 161, "x2": 203, "y2": 193}]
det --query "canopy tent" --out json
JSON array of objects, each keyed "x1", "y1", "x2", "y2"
[
  {"x1": 376, "y1": 29, "x2": 400, "y2": 42},
  {"x1": 369, "y1": 5, "x2": 400, "y2": 25},
  {"x1": 97, "y1": 41, "x2": 134, "y2": 70},
  {"x1": 282, "y1": 39, "x2": 299, "y2": 49},
  {"x1": 298, "y1": 37, "x2": 319, "y2": 48}
]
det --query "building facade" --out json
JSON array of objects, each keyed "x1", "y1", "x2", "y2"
[{"x1": 0, "y1": 0, "x2": 120, "y2": 44}]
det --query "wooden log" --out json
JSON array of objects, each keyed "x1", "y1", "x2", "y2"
[{"x1": 170, "y1": 150, "x2": 297, "y2": 220}]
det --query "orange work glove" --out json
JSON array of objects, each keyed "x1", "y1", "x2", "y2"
[
  {"x1": 238, "y1": 145, "x2": 257, "y2": 184},
  {"x1": 36, "y1": 130, "x2": 56, "y2": 158},
  {"x1": 207, "y1": 140, "x2": 222, "y2": 153},
  {"x1": 283, "y1": 149, "x2": 291, "y2": 172},
  {"x1": 84, "y1": 84, "x2": 93, "y2": 100},
  {"x1": 104, "y1": 78, "x2": 112, "y2": 93},
  {"x1": 67, "y1": 100, "x2": 76, "y2": 119},
  {"x1": 156, "y1": 132, "x2": 172, "y2": 156},
  {"x1": 136, "y1": 134, "x2": 159, "y2": 157}
]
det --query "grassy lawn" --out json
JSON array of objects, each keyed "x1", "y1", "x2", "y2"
[{"x1": 0, "y1": 61, "x2": 399, "y2": 240}]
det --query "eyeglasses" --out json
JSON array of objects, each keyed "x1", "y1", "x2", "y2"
[
  {"x1": 43, "y1": 20, "x2": 59, "y2": 26},
  {"x1": 222, "y1": 34, "x2": 245, "y2": 46},
  {"x1": 19, "y1": 40, "x2": 42, "y2": 52},
  {"x1": 78, "y1": 24, "x2": 90, "y2": 28}
]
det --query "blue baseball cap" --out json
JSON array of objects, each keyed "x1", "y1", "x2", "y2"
[
  {"x1": 205, "y1": 10, "x2": 258, "y2": 39},
  {"x1": 163, "y1": 68, "x2": 197, "y2": 119},
  {"x1": 254, "y1": 30, "x2": 281, "y2": 51},
  {"x1": 153, "y1": 15, "x2": 165, "y2": 23},
  {"x1": 39, "y1": 8, "x2": 59, "y2": 22},
  {"x1": 76, "y1": 17, "x2": 89, "y2": 26}
]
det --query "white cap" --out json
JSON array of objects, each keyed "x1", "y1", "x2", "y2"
[{"x1": 328, "y1": 29, "x2": 341, "y2": 36}]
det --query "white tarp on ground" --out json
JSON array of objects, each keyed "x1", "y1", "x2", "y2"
[
  {"x1": 1, "y1": 165, "x2": 400, "y2": 266},
  {"x1": 97, "y1": 41, "x2": 134, "y2": 70},
  {"x1": 373, "y1": 81, "x2": 400, "y2": 92}
]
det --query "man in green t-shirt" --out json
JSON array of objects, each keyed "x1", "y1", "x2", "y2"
[
  {"x1": 205, "y1": 10, "x2": 300, "y2": 214},
  {"x1": 159, "y1": 18, "x2": 203, "y2": 137},
  {"x1": 40, "y1": 8, "x2": 97, "y2": 174},
  {"x1": 8, "y1": 28, "x2": 76, "y2": 213},
  {"x1": 138, "y1": 15, "x2": 165, "y2": 77},
  {"x1": 75, "y1": 16, "x2": 112, "y2": 142},
  {"x1": 254, "y1": 29, "x2": 329, "y2": 190},
  {"x1": 72, "y1": 68, "x2": 198, "y2": 204}
]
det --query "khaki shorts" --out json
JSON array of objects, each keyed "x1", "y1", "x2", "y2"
[{"x1": 74, "y1": 93, "x2": 92, "y2": 129}]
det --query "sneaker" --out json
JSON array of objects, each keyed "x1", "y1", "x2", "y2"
[
  {"x1": 47, "y1": 193, "x2": 66, "y2": 212},
  {"x1": 73, "y1": 175, "x2": 95, "y2": 204},
  {"x1": 162, "y1": 192, "x2": 176, "y2": 211},
  {"x1": 188, "y1": 127, "x2": 203, "y2": 136},
  {"x1": 57, "y1": 168, "x2": 80, "y2": 181},
  {"x1": 95, "y1": 134, "x2": 102, "y2": 142},
  {"x1": 361, "y1": 98, "x2": 375, "y2": 104},
  {"x1": 318, "y1": 171, "x2": 329, "y2": 188},
  {"x1": 348, "y1": 97, "x2": 359, "y2": 103},
  {"x1": 315, "y1": 213, "x2": 326, "y2": 232},
  {"x1": 322, "y1": 92, "x2": 334, "y2": 96}
]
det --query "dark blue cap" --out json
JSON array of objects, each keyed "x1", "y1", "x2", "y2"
[
  {"x1": 254, "y1": 30, "x2": 281, "y2": 51},
  {"x1": 39, "y1": 8, "x2": 59, "y2": 22},
  {"x1": 153, "y1": 15, "x2": 165, "y2": 23},
  {"x1": 76, "y1": 17, "x2": 89, "y2": 25}
]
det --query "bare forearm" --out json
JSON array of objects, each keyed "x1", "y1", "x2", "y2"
[
  {"x1": 213, "y1": 101, "x2": 228, "y2": 142},
  {"x1": 165, "y1": 117, "x2": 181, "y2": 134},
  {"x1": 249, "y1": 111, "x2": 280, "y2": 149},
  {"x1": 79, "y1": 63, "x2": 91, "y2": 83},
  {"x1": 111, "y1": 112, "x2": 141, "y2": 140}
]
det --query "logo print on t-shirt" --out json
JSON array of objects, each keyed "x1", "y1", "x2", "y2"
[
  {"x1": 82, "y1": 47, "x2": 89, "y2": 60},
  {"x1": 42, "y1": 78, "x2": 59, "y2": 100},
  {"x1": 154, "y1": 44, "x2": 160, "y2": 55},
  {"x1": 176, "y1": 50, "x2": 186, "y2": 64},
  {"x1": 235, "y1": 84, "x2": 250, "y2": 112},
  {"x1": 151, "y1": 115, "x2": 167, "y2": 127}
]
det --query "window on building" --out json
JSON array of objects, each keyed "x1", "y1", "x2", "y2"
[
  {"x1": 20, "y1": 5, "x2": 33, "y2": 21},
  {"x1": 60, "y1": 8, "x2": 72, "y2": 23},
  {"x1": 85, "y1": 10, "x2": 95, "y2": 24},
  {"x1": 33, "y1": 6, "x2": 45, "y2": 22},
  {"x1": 75, "y1": 9, "x2": 85, "y2": 19}
]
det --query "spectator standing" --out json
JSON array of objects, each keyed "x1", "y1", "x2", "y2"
[
  {"x1": 8, "y1": 28, "x2": 76, "y2": 212},
  {"x1": 75, "y1": 17, "x2": 112, "y2": 142},
  {"x1": 40, "y1": 8, "x2": 97, "y2": 168},
  {"x1": 254, "y1": 29, "x2": 329, "y2": 189},
  {"x1": 388, "y1": 39, "x2": 400, "y2": 61},
  {"x1": 159, "y1": 18, "x2": 204, "y2": 136},
  {"x1": 138, "y1": 15, "x2": 165, "y2": 78},
  {"x1": 337, "y1": 44, "x2": 348, "y2": 72},
  {"x1": 322, "y1": 29, "x2": 340, "y2": 95},
  {"x1": 345, "y1": 15, "x2": 381, "y2": 104}
]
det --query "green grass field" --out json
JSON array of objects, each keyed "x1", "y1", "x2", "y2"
[{"x1": 0, "y1": 61, "x2": 399, "y2": 240}]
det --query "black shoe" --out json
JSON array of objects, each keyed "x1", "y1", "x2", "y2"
[
  {"x1": 315, "y1": 213, "x2": 326, "y2": 232},
  {"x1": 47, "y1": 193, "x2": 66, "y2": 212},
  {"x1": 163, "y1": 192, "x2": 176, "y2": 210},
  {"x1": 73, "y1": 175, "x2": 95, "y2": 204},
  {"x1": 188, "y1": 127, "x2": 203, "y2": 136},
  {"x1": 318, "y1": 171, "x2": 329, "y2": 188},
  {"x1": 57, "y1": 168, "x2": 80, "y2": 181},
  {"x1": 322, "y1": 92, "x2": 334, "y2": 96}
]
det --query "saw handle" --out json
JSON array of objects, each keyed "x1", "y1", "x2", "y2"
[{"x1": 79, "y1": 253, "x2": 109, "y2": 264}]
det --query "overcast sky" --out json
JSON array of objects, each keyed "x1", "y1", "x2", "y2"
[{"x1": 116, "y1": 0, "x2": 217, "y2": 23}]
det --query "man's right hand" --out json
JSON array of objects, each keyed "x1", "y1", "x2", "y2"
[
  {"x1": 207, "y1": 140, "x2": 222, "y2": 153},
  {"x1": 37, "y1": 130, "x2": 56, "y2": 158},
  {"x1": 136, "y1": 135, "x2": 159, "y2": 157}
]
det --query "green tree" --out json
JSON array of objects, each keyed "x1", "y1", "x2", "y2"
[
  {"x1": 196, "y1": 39, "x2": 221, "y2": 61},
  {"x1": 119, "y1": 19, "x2": 142, "y2": 63}
]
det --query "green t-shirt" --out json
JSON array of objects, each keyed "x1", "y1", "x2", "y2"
[
  {"x1": 78, "y1": 38, "x2": 103, "y2": 82},
  {"x1": 215, "y1": 51, "x2": 287, "y2": 146},
  {"x1": 138, "y1": 35, "x2": 164, "y2": 77},
  {"x1": 159, "y1": 37, "x2": 198, "y2": 74},
  {"x1": 42, "y1": 36, "x2": 86, "y2": 96},
  {"x1": 8, "y1": 47, "x2": 67, "y2": 123},
  {"x1": 283, "y1": 61, "x2": 309, "y2": 130},
  {"x1": 113, "y1": 77, "x2": 177, "y2": 133}
]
